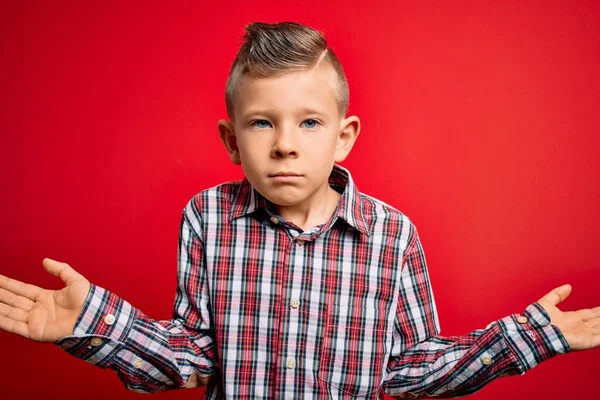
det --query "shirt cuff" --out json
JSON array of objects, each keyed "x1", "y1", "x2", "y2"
[
  {"x1": 55, "y1": 284, "x2": 136, "y2": 368},
  {"x1": 497, "y1": 302, "x2": 570, "y2": 373}
]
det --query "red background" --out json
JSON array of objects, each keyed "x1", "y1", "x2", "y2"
[{"x1": 1, "y1": 1, "x2": 598, "y2": 399}]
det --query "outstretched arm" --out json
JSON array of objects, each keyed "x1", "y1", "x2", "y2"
[
  {"x1": 382, "y1": 224, "x2": 598, "y2": 398},
  {"x1": 0, "y1": 200, "x2": 218, "y2": 392}
]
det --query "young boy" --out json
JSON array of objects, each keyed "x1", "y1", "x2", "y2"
[{"x1": 0, "y1": 21, "x2": 598, "y2": 399}]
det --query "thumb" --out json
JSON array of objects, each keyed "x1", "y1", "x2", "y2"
[
  {"x1": 539, "y1": 284, "x2": 572, "y2": 307},
  {"x1": 42, "y1": 258, "x2": 85, "y2": 286}
]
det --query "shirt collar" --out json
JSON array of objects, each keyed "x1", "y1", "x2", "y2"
[{"x1": 229, "y1": 164, "x2": 370, "y2": 236}]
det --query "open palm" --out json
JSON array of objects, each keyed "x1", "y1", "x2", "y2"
[
  {"x1": 537, "y1": 284, "x2": 600, "y2": 351},
  {"x1": 0, "y1": 258, "x2": 90, "y2": 342}
]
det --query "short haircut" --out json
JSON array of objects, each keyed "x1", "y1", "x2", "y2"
[{"x1": 225, "y1": 22, "x2": 349, "y2": 120}]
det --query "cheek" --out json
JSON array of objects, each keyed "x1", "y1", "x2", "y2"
[
  {"x1": 307, "y1": 133, "x2": 338, "y2": 155},
  {"x1": 237, "y1": 136, "x2": 260, "y2": 158}
]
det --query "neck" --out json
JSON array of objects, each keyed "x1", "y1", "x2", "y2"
[{"x1": 276, "y1": 183, "x2": 341, "y2": 232}]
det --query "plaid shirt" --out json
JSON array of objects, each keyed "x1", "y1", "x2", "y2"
[{"x1": 57, "y1": 164, "x2": 569, "y2": 399}]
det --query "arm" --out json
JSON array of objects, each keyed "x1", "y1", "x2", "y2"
[
  {"x1": 55, "y1": 204, "x2": 218, "y2": 392},
  {"x1": 382, "y1": 224, "x2": 570, "y2": 398}
]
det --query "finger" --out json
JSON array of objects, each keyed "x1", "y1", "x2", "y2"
[
  {"x1": 0, "y1": 288, "x2": 34, "y2": 311},
  {"x1": 0, "y1": 274, "x2": 43, "y2": 301},
  {"x1": 539, "y1": 284, "x2": 572, "y2": 306},
  {"x1": 42, "y1": 258, "x2": 84, "y2": 285},
  {"x1": 0, "y1": 302, "x2": 28, "y2": 322},
  {"x1": 198, "y1": 374, "x2": 212, "y2": 386},
  {"x1": 588, "y1": 317, "x2": 600, "y2": 328},
  {"x1": 0, "y1": 315, "x2": 29, "y2": 338},
  {"x1": 578, "y1": 308, "x2": 600, "y2": 322}
]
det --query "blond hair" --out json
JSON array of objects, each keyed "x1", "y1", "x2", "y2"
[{"x1": 225, "y1": 22, "x2": 349, "y2": 120}]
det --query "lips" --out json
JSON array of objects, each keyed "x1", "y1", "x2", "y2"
[
  {"x1": 268, "y1": 172, "x2": 303, "y2": 183},
  {"x1": 269, "y1": 172, "x2": 302, "y2": 177}
]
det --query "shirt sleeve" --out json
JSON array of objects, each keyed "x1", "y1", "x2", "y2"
[
  {"x1": 55, "y1": 204, "x2": 218, "y2": 393},
  {"x1": 382, "y1": 224, "x2": 570, "y2": 398}
]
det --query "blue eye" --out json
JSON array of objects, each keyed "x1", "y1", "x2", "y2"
[
  {"x1": 251, "y1": 119, "x2": 318, "y2": 129},
  {"x1": 302, "y1": 119, "x2": 318, "y2": 129},
  {"x1": 252, "y1": 120, "x2": 271, "y2": 129}
]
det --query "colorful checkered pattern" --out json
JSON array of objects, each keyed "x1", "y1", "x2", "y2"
[{"x1": 56, "y1": 164, "x2": 569, "y2": 398}]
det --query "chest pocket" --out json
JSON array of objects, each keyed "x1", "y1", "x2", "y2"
[{"x1": 317, "y1": 305, "x2": 391, "y2": 398}]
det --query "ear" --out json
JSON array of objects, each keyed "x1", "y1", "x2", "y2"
[
  {"x1": 217, "y1": 119, "x2": 241, "y2": 165},
  {"x1": 334, "y1": 115, "x2": 361, "y2": 163}
]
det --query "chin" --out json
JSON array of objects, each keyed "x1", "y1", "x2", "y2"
[{"x1": 262, "y1": 191, "x2": 304, "y2": 207}]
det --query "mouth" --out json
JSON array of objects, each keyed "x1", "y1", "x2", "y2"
[
  {"x1": 269, "y1": 172, "x2": 303, "y2": 182},
  {"x1": 269, "y1": 172, "x2": 302, "y2": 177}
]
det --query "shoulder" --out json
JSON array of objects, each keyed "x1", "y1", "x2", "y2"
[
  {"x1": 182, "y1": 180, "x2": 242, "y2": 225},
  {"x1": 358, "y1": 192, "x2": 416, "y2": 250},
  {"x1": 359, "y1": 191, "x2": 413, "y2": 227},
  {"x1": 186, "y1": 180, "x2": 241, "y2": 210}
]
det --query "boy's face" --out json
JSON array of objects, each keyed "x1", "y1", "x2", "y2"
[{"x1": 218, "y1": 64, "x2": 360, "y2": 208}]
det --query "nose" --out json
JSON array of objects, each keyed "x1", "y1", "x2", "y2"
[{"x1": 270, "y1": 125, "x2": 298, "y2": 159}]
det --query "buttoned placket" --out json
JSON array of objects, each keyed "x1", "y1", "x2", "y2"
[
  {"x1": 268, "y1": 214, "x2": 295, "y2": 398},
  {"x1": 268, "y1": 213, "x2": 323, "y2": 398}
]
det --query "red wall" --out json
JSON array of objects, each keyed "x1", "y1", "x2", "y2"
[{"x1": 1, "y1": 1, "x2": 598, "y2": 399}]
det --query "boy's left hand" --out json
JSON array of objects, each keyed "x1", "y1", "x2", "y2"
[{"x1": 537, "y1": 284, "x2": 600, "y2": 351}]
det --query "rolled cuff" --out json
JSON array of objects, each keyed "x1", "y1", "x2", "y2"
[
  {"x1": 55, "y1": 284, "x2": 136, "y2": 367},
  {"x1": 497, "y1": 302, "x2": 570, "y2": 373}
]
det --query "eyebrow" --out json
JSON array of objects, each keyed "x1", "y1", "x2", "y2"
[
  {"x1": 241, "y1": 107, "x2": 326, "y2": 119},
  {"x1": 241, "y1": 109, "x2": 271, "y2": 118},
  {"x1": 298, "y1": 107, "x2": 326, "y2": 115}
]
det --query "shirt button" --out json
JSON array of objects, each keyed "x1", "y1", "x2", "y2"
[
  {"x1": 296, "y1": 239, "x2": 305, "y2": 246},
  {"x1": 90, "y1": 338, "x2": 103, "y2": 347},
  {"x1": 290, "y1": 298, "x2": 300, "y2": 309},
  {"x1": 133, "y1": 359, "x2": 143, "y2": 369},
  {"x1": 517, "y1": 316, "x2": 528, "y2": 324},
  {"x1": 104, "y1": 314, "x2": 116, "y2": 325},
  {"x1": 482, "y1": 356, "x2": 492, "y2": 366},
  {"x1": 286, "y1": 356, "x2": 296, "y2": 369},
  {"x1": 270, "y1": 216, "x2": 279, "y2": 224}
]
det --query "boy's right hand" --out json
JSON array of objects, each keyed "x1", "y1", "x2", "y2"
[{"x1": 0, "y1": 258, "x2": 90, "y2": 342}]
